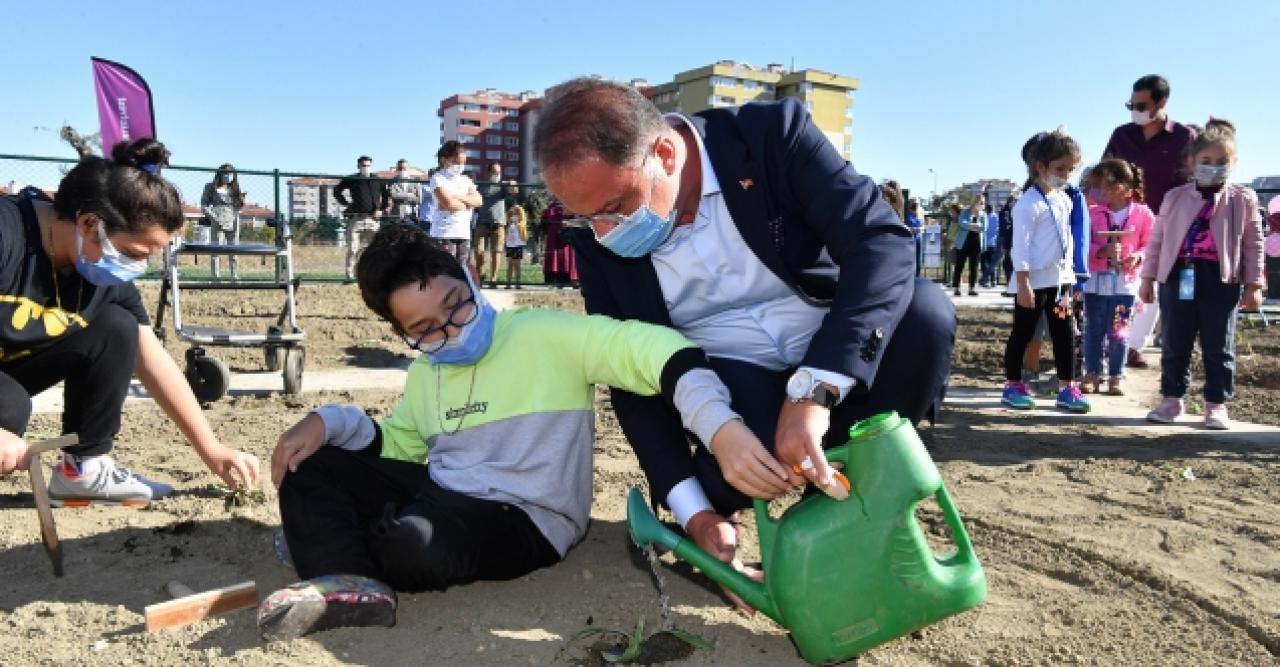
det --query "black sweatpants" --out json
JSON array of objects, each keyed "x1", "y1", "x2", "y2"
[
  {"x1": 1005, "y1": 285, "x2": 1075, "y2": 382},
  {"x1": 278, "y1": 447, "x2": 561, "y2": 593},
  {"x1": 1157, "y1": 260, "x2": 1242, "y2": 403},
  {"x1": 952, "y1": 234, "x2": 980, "y2": 290},
  {"x1": 0, "y1": 303, "x2": 139, "y2": 457},
  {"x1": 692, "y1": 278, "x2": 955, "y2": 515}
]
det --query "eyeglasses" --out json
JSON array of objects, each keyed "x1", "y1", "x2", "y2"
[
  {"x1": 566, "y1": 149, "x2": 656, "y2": 239},
  {"x1": 1124, "y1": 102, "x2": 1150, "y2": 112},
  {"x1": 401, "y1": 288, "x2": 478, "y2": 353}
]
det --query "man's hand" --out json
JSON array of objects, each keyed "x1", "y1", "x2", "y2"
[
  {"x1": 0, "y1": 430, "x2": 31, "y2": 476},
  {"x1": 1242, "y1": 285, "x2": 1264, "y2": 311},
  {"x1": 1138, "y1": 278, "x2": 1155, "y2": 304},
  {"x1": 686, "y1": 510, "x2": 763, "y2": 614},
  {"x1": 774, "y1": 400, "x2": 835, "y2": 489},
  {"x1": 201, "y1": 445, "x2": 261, "y2": 490},
  {"x1": 707, "y1": 420, "x2": 796, "y2": 499},
  {"x1": 270, "y1": 413, "x2": 326, "y2": 488}
]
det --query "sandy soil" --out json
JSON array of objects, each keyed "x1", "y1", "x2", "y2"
[{"x1": 1, "y1": 284, "x2": 1277, "y2": 666}]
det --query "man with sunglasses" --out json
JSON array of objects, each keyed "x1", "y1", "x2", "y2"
[
  {"x1": 260, "y1": 223, "x2": 778, "y2": 639},
  {"x1": 1103, "y1": 75, "x2": 1196, "y2": 368},
  {"x1": 531, "y1": 77, "x2": 955, "y2": 601}
]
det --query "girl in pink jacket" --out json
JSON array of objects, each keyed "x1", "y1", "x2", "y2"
[
  {"x1": 1139, "y1": 119, "x2": 1266, "y2": 429},
  {"x1": 1081, "y1": 160, "x2": 1154, "y2": 396}
]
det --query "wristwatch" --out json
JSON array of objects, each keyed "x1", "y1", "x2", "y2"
[{"x1": 785, "y1": 369, "x2": 839, "y2": 409}]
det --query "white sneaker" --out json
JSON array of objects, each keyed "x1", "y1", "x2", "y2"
[
  {"x1": 46, "y1": 454, "x2": 174, "y2": 508},
  {"x1": 1204, "y1": 403, "x2": 1230, "y2": 430}
]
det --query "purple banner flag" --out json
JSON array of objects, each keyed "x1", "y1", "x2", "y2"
[{"x1": 91, "y1": 57, "x2": 156, "y2": 153}]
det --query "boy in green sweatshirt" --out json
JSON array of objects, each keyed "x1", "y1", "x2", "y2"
[{"x1": 258, "y1": 223, "x2": 788, "y2": 640}]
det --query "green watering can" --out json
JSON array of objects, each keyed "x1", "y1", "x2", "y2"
[{"x1": 626, "y1": 412, "x2": 986, "y2": 664}]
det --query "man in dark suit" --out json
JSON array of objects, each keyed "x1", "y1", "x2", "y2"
[{"x1": 533, "y1": 78, "x2": 954, "y2": 597}]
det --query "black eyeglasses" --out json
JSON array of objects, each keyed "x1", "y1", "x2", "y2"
[
  {"x1": 401, "y1": 288, "x2": 478, "y2": 353},
  {"x1": 1124, "y1": 102, "x2": 1150, "y2": 112}
]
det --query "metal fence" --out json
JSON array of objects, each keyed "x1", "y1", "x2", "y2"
[
  {"x1": 0, "y1": 153, "x2": 553, "y2": 283},
  {"x1": 4, "y1": 153, "x2": 1275, "y2": 290}
]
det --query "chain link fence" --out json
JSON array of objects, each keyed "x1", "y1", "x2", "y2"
[{"x1": 1, "y1": 154, "x2": 555, "y2": 283}]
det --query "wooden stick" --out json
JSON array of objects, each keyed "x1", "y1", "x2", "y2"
[
  {"x1": 28, "y1": 434, "x2": 76, "y2": 577},
  {"x1": 145, "y1": 581, "x2": 258, "y2": 631}
]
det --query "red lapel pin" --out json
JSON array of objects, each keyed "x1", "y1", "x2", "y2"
[{"x1": 739, "y1": 178, "x2": 753, "y2": 190}]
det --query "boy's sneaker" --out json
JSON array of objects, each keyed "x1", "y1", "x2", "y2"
[
  {"x1": 1146, "y1": 397, "x2": 1184, "y2": 424},
  {"x1": 258, "y1": 574, "x2": 396, "y2": 642},
  {"x1": 1001, "y1": 382, "x2": 1036, "y2": 409},
  {"x1": 1055, "y1": 385, "x2": 1091, "y2": 413},
  {"x1": 1204, "y1": 402, "x2": 1230, "y2": 430},
  {"x1": 47, "y1": 454, "x2": 173, "y2": 508}
]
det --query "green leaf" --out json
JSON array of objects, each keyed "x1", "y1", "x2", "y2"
[
  {"x1": 666, "y1": 628, "x2": 715, "y2": 651},
  {"x1": 602, "y1": 616, "x2": 646, "y2": 663}
]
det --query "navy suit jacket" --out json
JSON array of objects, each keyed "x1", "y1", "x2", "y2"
[{"x1": 567, "y1": 98, "x2": 916, "y2": 506}]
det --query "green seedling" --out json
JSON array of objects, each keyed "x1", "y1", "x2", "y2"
[
  {"x1": 561, "y1": 616, "x2": 711, "y2": 665},
  {"x1": 224, "y1": 486, "x2": 266, "y2": 510}
]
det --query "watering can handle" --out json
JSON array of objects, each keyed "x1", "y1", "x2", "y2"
[{"x1": 753, "y1": 444, "x2": 850, "y2": 560}]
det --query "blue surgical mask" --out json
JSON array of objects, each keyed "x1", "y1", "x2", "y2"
[
  {"x1": 427, "y1": 275, "x2": 497, "y2": 366},
  {"x1": 1193, "y1": 164, "x2": 1229, "y2": 187},
  {"x1": 75, "y1": 221, "x2": 148, "y2": 286},
  {"x1": 596, "y1": 164, "x2": 677, "y2": 258}
]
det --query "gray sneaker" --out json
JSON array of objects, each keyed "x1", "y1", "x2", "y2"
[{"x1": 47, "y1": 454, "x2": 174, "y2": 508}]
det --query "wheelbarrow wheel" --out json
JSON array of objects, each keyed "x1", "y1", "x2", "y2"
[
  {"x1": 283, "y1": 347, "x2": 305, "y2": 395},
  {"x1": 185, "y1": 351, "x2": 230, "y2": 404},
  {"x1": 264, "y1": 326, "x2": 283, "y2": 371}
]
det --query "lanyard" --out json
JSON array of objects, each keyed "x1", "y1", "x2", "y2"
[{"x1": 1037, "y1": 186, "x2": 1069, "y2": 261}]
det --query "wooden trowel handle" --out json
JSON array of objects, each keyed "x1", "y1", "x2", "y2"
[{"x1": 29, "y1": 434, "x2": 79, "y2": 456}]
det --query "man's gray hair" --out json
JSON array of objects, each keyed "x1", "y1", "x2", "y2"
[{"x1": 533, "y1": 77, "x2": 667, "y2": 174}]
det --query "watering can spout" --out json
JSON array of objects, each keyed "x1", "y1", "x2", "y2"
[{"x1": 625, "y1": 487, "x2": 778, "y2": 621}]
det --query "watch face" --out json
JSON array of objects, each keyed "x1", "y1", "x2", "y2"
[{"x1": 786, "y1": 370, "x2": 813, "y2": 400}]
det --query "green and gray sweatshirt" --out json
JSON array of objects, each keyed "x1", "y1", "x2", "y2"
[{"x1": 313, "y1": 307, "x2": 737, "y2": 557}]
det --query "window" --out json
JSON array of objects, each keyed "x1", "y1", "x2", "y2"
[
  {"x1": 505, "y1": 122, "x2": 519, "y2": 131},
  {"x1": 709, "y1": 95, "x2": 735, "y2": 107},
  {"x1": 504, "y1": 166, "x2": 519, "y2": 177},
  {"x1": 504, "y1": 136, "x2": 519, "y2": 146},
  {"x1": 743, "y1": 80, "x2": 758, "y2": 90},
  {"x1": 461, "y1": 104, "x2": 480, "y2": 112},
  {"x1": 485, "y1": 150, "x2": 502, "y2": 160},
  {"x1": 763, "y1": 83, "x2": 775, "y2": 93},
  {"x1": 487, "y1": 121, "x2": 503, "y2": 129},
  {"x1": 504, "y1": 151, "x2": 519, "y2": 161},
  {"x1": 486, "y1": 135, "x2": 502, "y2": 145},
  {"x1": 460, "y1": 135, "x2": 477, "y2": 143},
  {"x1": 506, "y1": 109, "x2": 520, "y2": 117},
  {"x1": 458, "y1": 118, "x2": 480, "y2": 127},
  {"x1": 465, "y1": 149, "x2": 481, "y2": 158}
]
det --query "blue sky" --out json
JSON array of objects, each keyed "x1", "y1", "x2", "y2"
[{"x1": 4, "y1": 0, "x2": 1278, "y2": 201}]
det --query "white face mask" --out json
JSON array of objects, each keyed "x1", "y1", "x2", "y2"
[
  {"x1": 359, "y1": 167, "x2": 372, "y2": 177},
  {"x1": 1042, "y1": 174, "x2": 1069, "y2": 191},
  {"x1": 1193, "y1": 164, "x2": 1230, "y2": 187},
  {"x1": 446, "y1": 164, "x2": 464, "y2": 177},
  {"x1": 397, "y1": 170, "x2": 409, "y2": 178}
]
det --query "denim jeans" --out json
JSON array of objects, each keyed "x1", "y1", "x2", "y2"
[
  {"x1": 1082, "y1": 292, "x2": 1135, "y2": 377},
  {"x1": 1157, "y1": 260, "x2": 1242, "y2": 403}
]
